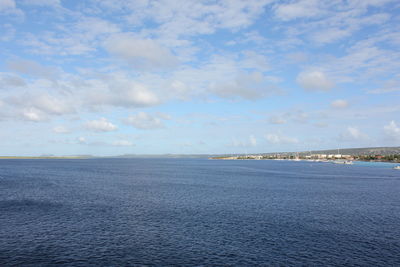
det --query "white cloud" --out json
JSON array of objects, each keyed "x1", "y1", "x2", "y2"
[
  {"x1": 164, "y1": 54, "x2": 282, "y2": 101},
  {"x1": 21, "y1": 16, "x2": 120, "y2": 56},
  {"x1": 119, "y1": 0, "x2": 272, "y2": 39},
  {"x1": 74, "y1": 17, "x2": 120, "y2": 38},
  {"x1": 210, "y1": 72, "x2": 279, "y2": 100},
  {"x1": 112, "y1": 140, "x2": 134, "y2": 146},
  {"x1": 240, "y1": 51, "x2": 270, "y2": 71},
  {"x1": 20, "y1": 0, "x2": 61, "y2": 7},
  {"x1": 274, "y1": 0, "x2": 324, "y2": 21},
  {"x1": 1, "y1": 70, "x2": 161, "y2": 122},
  {"x1": 314, "y1": 122, "x2": 328, "y2": 128},
  {"x1": 269, "y1": 116, "x2": 286, "y2": 124},
  {"x1": 85, "y1": 75, "x2": 160, "y2": 108},
  {"x1": 7, "y1": 93, "x2": 75, "y2": 118},
  {"x1": 32, "y1": 94, "x2": 73, "y2": 115},
  {"x1": 384, "y1": 121, "x2": 400, "y2": 140},
  {"x1": 230, "y1": 138, "x2": 243, "y2": 147},
  {"x1": 125, "y1": 112, "x2": 169, "y2": 130},
  {"x1": 311, "y1": 28, "x2": 352, "y2": 45},
  {"x1": 169, "y1": 80, "x2": 190, "y2": 100},
  {"x1": 249, "y1": 135, "x2": 257, "y2": 146},
  {"x1": 0, "y1": 24, "x2": 15, "y2": 41},
  {"x1": 339, "y1": 126, "x2": 369, "y2": 141},
  {"x1": 274, "y1": 0, "x2": 393, "y2": 47},
  {"x1": 292, "y1": 110, "x2": 309, "y2": 124},
  {"x1": 105, "y1": 34, "x2": 179, "y2": 70},
  {"x1": 0, "y1": 0, "x2": 16, "y2": 11},
  {"x1": 368, "y1": 79, "x2": 400, "y2": 94},
  {"x1": 113, "y1": 84, "x2": 160, "y2": 107},
  {"x1": 7, "y1": 59, "x2": 59, "y2": 79},
  {"x1": 297, "y1": 71, "x2": 334, "y2": 91},
  {"x1": 331, "y1": 99, "x2": 349, "y2": 109},
  {"x1": 21, "y1": 108, "x2": 46, "y2": 122},
  {"x1": 84, "y1": 118, "x2": 117, "y2": 132},
  {"x1": 1, "y1": 0, "x2": 399, "y2": 155},
  {"x1": 53, "y1": 125, "x2": 70, "y2": 134},
  {"x1": 77, "y1": 137, "x2": 86, "y2": 144},
  {"x1": 0, "y1": 73, "x2": 26, "y2": 88},
  {"x1": 229, "y1": 135, "x2": 258, "y2": 147},
  {"x1": 265, "y1": 133, "x2": 298, "y2": 144},
  {"x1": 72, "y1": 137, "x2": 134, "y2": 147},
  {"x1": 267, "y1": 109, "x2": 310, "y2": 125}
]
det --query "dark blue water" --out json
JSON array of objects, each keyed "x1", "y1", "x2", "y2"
[{"x1": 1, "y1": 159, "x2": 399, "y2": 266}]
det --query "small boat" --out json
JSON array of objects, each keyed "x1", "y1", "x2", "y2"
[
  {"x1": 333, "y1": 160, "x2": 353, "y2": 164},
  {"x1": 394, "y1": 166, "x2": 400, "y2": 170}
]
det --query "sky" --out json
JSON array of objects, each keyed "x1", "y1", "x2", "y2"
[{"x1": 0, "y1": 0, "x2": 399, "y2": 156}]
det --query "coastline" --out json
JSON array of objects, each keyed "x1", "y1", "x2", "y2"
[{"x1": 0, "y1": 156, "x2": 89, "y2": 159}]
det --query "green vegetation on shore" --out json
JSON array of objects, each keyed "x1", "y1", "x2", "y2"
[{"x1": 210, "y1": 147, "x2": 400, "y2": 163}]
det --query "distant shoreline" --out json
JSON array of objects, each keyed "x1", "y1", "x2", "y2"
[
  {"x1": 0, "y1": 146, "x2": 399, "y2": 161},
  {"x1": 210, "y1": 157, "x2": 400, "y2": 163},
  {"x1": 0, "y1": 156, "x2": 89, "y2": 159}
]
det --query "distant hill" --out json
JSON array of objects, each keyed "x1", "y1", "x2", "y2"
[
  {"x1": 302, "y1": 147, "x2": 400, "y2": 156},
  {"x1": 104, "y1": 147, "x2": 400, "y2": 158},
  {"x1": 5, "y1": 147, "x2": 397, "y2": 159},
  {"x1": 107, "y1": 154, "x2": 212, "y2": 158},
  {"x1": 268, "y1": 147, "x2": 400, "y2": 156}
]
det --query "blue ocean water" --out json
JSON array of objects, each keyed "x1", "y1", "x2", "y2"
[{"x1": 0, "y1": 158, "x2": 399, "y2": 266}]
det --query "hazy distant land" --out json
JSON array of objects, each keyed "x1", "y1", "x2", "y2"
[
  {"x1": 1, "y1": 146, "x2": 399, "y2": 159},
  {"x1": 0, "y1": 156, "x2": 90, "y2": 159}
]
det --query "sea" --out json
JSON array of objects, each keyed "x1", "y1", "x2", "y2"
[{"x1": 0, "y1": 158, "x2": 399, "y2": 266}]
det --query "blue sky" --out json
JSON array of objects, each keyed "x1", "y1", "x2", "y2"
[{"x1": 0, "y1": 0, "x2": 399, "y2": 156}]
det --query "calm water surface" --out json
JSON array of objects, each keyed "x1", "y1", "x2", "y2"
[{"x1": 0, "y1": 158, "x2": 399, "y2": 266}]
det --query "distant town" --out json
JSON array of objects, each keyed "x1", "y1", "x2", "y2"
[
  {"x1": 210, "y1": 153, "x2": 400, "y2": 163},
  {"x1": 210, "y1": 146, "x2": 400, "y2": 163},
  {"x1": 1, "y1": 146, "x2": 399, "y2": 163}
]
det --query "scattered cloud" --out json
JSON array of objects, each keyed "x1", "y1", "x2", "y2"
[
  {"x1": 338, "y1": 126, "x2": 369, "y2": 141},
  {"x1": 7, "y1": 59, "x2": 60, "y2": 79},
  {"x1": 105, "y1": 34, "x2": 179, "y2": 70},
  {"x1": 297, "y1": 71, "x2": 334, "y2": 92},
  {"x1": 267, "y1": 109, "x2": 311, "y2": 125},
  {"x1": 85, "y1": 75, "x2": 160, "y2": 108},
  {"x1": 77, "y1": 136, "x2": 86, "y2": 144},
  {"x1": 314, "y1": 122, "x2": 328, "y2": 128},
  {"x1": 120, "y1": 0, "x2": 272, "y2": 38},
  {"x1": 53, "y1": 125, "x2": 70, "y2": 134},
  {"x1": 21, "y1": 108, "x2": 47, "y2": 122},
  {"x1": 368, "y1": 79, "x2": 400, "y2": 94},
  {"x1": 20, "y1": 0, "x2": 61, "y2": 7},
  {"x1": 125, "y1": 112, "x2": 169, "y2": 130},
  {"x1": 311, "y1": 28, "x2": 352, "y2": 45},
  {"x1": 30, "y1": 94, "x2": 74, "y2": 115},
  {"x1": 84, "y1": 118, "x2": 118, "y2": 132},
  {"x1": 210, "y1": 72, "x2": 281, "y2": 100},
  {"x1": 265, "y1": 133, "x2": 298, "y2": 144},
  {"x1": 383, "y1": 121, "x2": 400, "y2": 141},
  {"x1": 6, "y1": 93, "x2": 75, "y2": 120},
  {"x1": 292, "y1": 110, "x2": 309, "y2": 123},
  {"x1": 0, "y1": 73, "x2": 26, "y2": 89},
  {"x1": 229, "y1": 135, "x2": 258, "y2": 147},
  {"x1": 331, "y1": 99, "x2": 349, "y2": 109},
  {"x1": 0, "y1": 0, "x2": 15, "y2": 10},
  {"x1": 274, "y1": 0, "x2": 324, "y2": 21},
  {"x1": 112, "y1": 140, "x2": 135, "y2": 146},
  {"x1": 0, "y1": 0, "x2": 398, "y2": 154},
  {"x1": 268, "y1": 115, "x2": 286, "y2": 124},
  {"x1": 249, "y1": 135, "x2": 257, "y2": 146}
]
